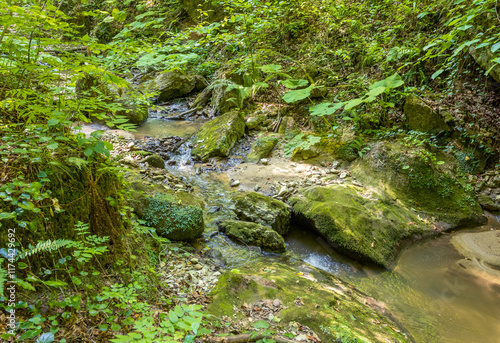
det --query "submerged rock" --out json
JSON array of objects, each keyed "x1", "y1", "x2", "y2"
[
  {"x1": 404, "y1": 94, "x2": 450, "y2": 132},
  {"x1": 207, "y1": 259, "x2": 412, "y2": 343},
  {"x1": 143, "y1": 71, "x2": 207, "y2": 102},
  {"x1": 191, "y1": 111, "x2": 245, "y2": 162},
  {"x1": 290, "y1": 184, "x2": 428, "y2": 267},
  {"x1": 245, "y1": 135, "x2": 279, "y2": 163},
  {"x1": 233, "y1": 192, "x2": 291, "y2": 235},
  {"x1": 218, "y1": 220, "x2": 286, "y2": 253}
]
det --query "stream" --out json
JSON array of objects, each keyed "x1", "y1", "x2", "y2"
[{"x1": 83, "y1": 107, "x2": 500, "y2": 342}]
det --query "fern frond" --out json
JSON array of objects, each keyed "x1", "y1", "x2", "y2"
[{"x1": 18, "y1": 239, "x2": 74, "y2": 260}]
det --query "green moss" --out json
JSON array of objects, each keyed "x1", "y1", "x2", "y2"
[
  {"x1": 142, "y1": 194, "x2": 204, "y2": 241},
  {"x1": 233, "y1": 192, "x2": 291, "y2": 235},
  {"x1": 290, "y1": 184, "x2": 428, "y2": 267},
  {"x1": 218, "y1": 219, "x2": 286, "y2": 252},
  {"x1": 191, "y1": 111, "x2": 246, "y2": 162},
  {"x1": 245, "y1": 134, "x2": 279, "y2": 163}
]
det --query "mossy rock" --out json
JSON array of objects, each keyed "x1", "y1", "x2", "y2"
[
  {"x1": 338, "y1": 143, "x2": 358, "y2": 162},
  {"x1": 143, "y1": 71, "x2": 207, "y2": 102},
  {"x1": 139, "y1": 194, "x2": 204, "y2": 241},
  {"x1": 191, "y1": 111, "x2": 245, "y2": 162},
  {"x1": 245, "y1": 135, "x2": 279, "y2": 163},
  {"x1": 404, "y1": 94, "x2": 451, "y2": 133},
  {"x1": 139, "y1": 153, "x2": 165, "y2": 169},
  {"x1": 477, "y1": 193, "x2": 500, "y2": 211},
  {"x1": 233, "y1": 192, "x2": 291, "y2": 235},
  {"x1": 218, "y1": 220, "x2": 286, "y2": 253},
  {"x1": 289, "y1": 184, "x2": 428, "y2": 267},
  {"x1": 352, "y1": 141, "x2": 485, "y2": 228},
  {"x1": 207, "y1": 259, "x2": 412, "y2": 343},
  {"x1": 211, "y1": 82, "x2": 243, "y2": 114},
  {"x1": 245, "y1": 114, "x2": 266, "y2": 130},
  {"x1": 277, "y1": 116, "x2": 299, "y2": 138}
]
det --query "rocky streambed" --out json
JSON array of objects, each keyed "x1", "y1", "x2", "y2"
[{"x1": 81, "y1": 100, "x2": 500, "y2": 342}]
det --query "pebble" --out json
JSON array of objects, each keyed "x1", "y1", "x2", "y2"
[
  {"x1": 254, "y1": 185, "x2": 260, "y2": 191},
  {"x1": 230, "y1": 180, "x2": 240, "y2": 187},
  {"x1": 190, "y1": 258, "x2": 199, "y2": 264},
  {"x1": 339, "y1": 172, "x2": 348, "y2": 179},
  {"x1": 260, "y1": 158, "x2": 269, "y2": 165}
]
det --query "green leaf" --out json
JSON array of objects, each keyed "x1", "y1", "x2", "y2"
[
  {"x1": 309, "y1": 102, "x2": 344, "y2": 116},
  {"x1": 369, "y1": 73, "x2": 404, "y2": 90},
  {"x1": 282, "y1": 86, "x2": 313, "y2": 103},
  {"x1": 46, "y1": 143, "x2": 59, "y2": 150},
  {"x1": 283, "y1": 133, "x2": 322, "y2": 157},
  {"x1": 365, "y1": 86, "x2": 387, "y2": 97},
  {"x1": 43, "y1": 280, "x2": 68, "y2": 287},
  {"x1": 17, "y1": 279, "x2": 36, "y2": 291},
  {"x1": 47, "y1": 119, "x2": 59, "y2": 126},
  {"x1": 431, "y1": 69, "x2": 445, "y2": 80},
  {"x1": 344, "y1": 98, "x2": 364, "y2": 110},
  {"x1": 19, "y1": 329, "x2": 42, "y2": 340},
  {"x1": 84, "y1": 148, "x2": 94, "y2": 157},
  {"x1": 492, "y1": 42, "x2": 500, "y2": 53},
  {"x1": 174, "y1": 305, "x2": 184, "y2": 317},
  {"x1": 281, "y1": 79, "x2": 309, "y2": 89},
  {"x1": 436, "y1": 161, "x2": 445, "y2": 165},
  {"x1": 260, "y1": 64, "x2": 282, "y2": 73},
  {"x1": 111, "y1": 323, "x2": 121, "y2": 331},
  {"x1": 169, "y1": 311, "x2": 179, "y2": 323},
  {"x1": 36, "y1": 332, "x2": 55, "y2": 343},
  {"x1": 254, "y1": 320, "x2": 270, "y2": 329}
]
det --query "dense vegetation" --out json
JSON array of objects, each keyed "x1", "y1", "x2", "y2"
[{"x1": 1, "y1": 0, "x2": 499, "y2": 342}]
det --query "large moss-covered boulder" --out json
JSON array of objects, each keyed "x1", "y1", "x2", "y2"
[
  {"x1": 144, "y1": 71, "x2": 207, "y2": 102},
  {"x1": 404, "y1": 94, "x2": 450, "y2": 132},
  {"x1": 129, "y1": 178, "x2": 205, "y2": 241},
  {"x1": 245, "y1": 135, "x2": 279, "y2": 163},
  {"x1": 139, "y1": 194, "x2": 204, "y2": 241},
  {"x1": 218, "y1": 220, "x2": 286, "y2": 253},
  {"x1": 139, "y1": 153, "x2": 165, "y2": 169},
  {"x1": 352, "y1": 141, "x2": 485, "y2": 228},
  {"x1": 233, "y1": 192, "x2": 291, "y2": 235},
  {"x1": 290, "y1": 184, "x2": 428, "y2": 267},
  {"x1": 469, "y1": 46, "x2": 500, "y2": 82},
  {"x1": 191, "y1": 111, "x2": 245, "y2": 161},
  {"x1": 208, "y1": 259, "x2": 412, "y2": 343}
]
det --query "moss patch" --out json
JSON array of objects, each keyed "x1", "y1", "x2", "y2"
[
  {"x1": 191, "y1": 111, "x2": 245, "y2": 162},
  {"x1": 245, "y1": 134, "x2": 279, "y2": 163}
]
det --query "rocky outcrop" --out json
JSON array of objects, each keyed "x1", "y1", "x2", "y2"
[
  {"x1": 211, "y1": 82, "x2": 243, "y2": 114},
  {"x1": 290, "y1": 184, "x2": 428, "y2": 267},
  {"x1": 208, "y1": 259, "x2": 413, "y2": 343},
  {"x1": 143, "y1": 71, "x2": 207, "y2": 102},
  {"x1": 352, "y1": 141, "x2": 485, "y2": 228},
  {"x1": 404, "y1": 94, "x2": 450, "y2": 132},
  {"x1": 245, "y1": 135, "x2": 279, "y2": 163},
  {"x1": 218, "y1": 220, "x2": 286, "y2": 253},
  {"x1": 191, "y1": 111, "x2": 245, "y2": 161},
  {"x1": 233, "y1": 192, "x2": 291, "y2": 235}
]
